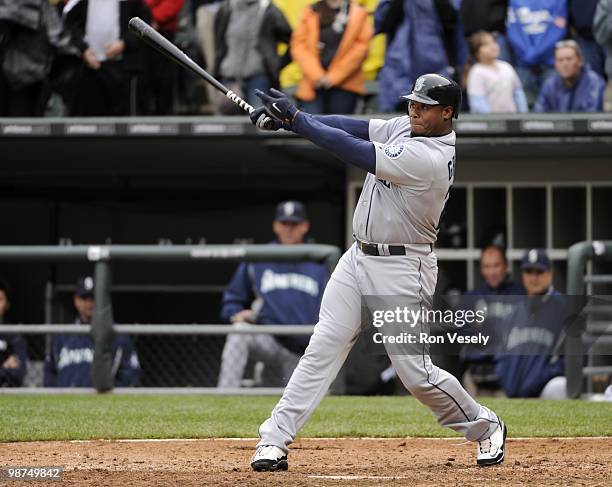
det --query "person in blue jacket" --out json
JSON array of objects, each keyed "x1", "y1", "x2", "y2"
[
  {"x1": 374, "y1": 0, "x2": 467, "y2": 112},
  {"x1": 568, "y1": 0, "x2": 606, "y2": 77},
  {"x1": 217, "y1": 201, "x2": 329, "y2": 388},
  {"x1": 44, "y1": 276, "x2": 140, "y2": 387},
  {"x1": 534, "y1": 39, "x2": 606, "y2": 112},
  {"x1": 0, "y1": 280, "x2": 27, "y2": 387},
  {"x1": 495, "y1": 249, "x2": 567, "y2": 399},
  {"x1": 506, "y1": 0, "x2": 568, "y2": 104}
]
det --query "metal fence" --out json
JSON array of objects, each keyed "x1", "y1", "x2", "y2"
[
  {"x1": 0, "y1": 244, "x2": 340, "y2": 393},
  {"x1": 566, "y1": 241, "x2": 612, "y2": 398}
]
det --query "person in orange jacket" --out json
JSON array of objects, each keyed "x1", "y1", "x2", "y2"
[{"x1": 290, "y1": 0, "x2": 372, "y2": 114}]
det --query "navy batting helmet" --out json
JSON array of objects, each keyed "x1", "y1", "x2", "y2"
[{"x1": 401, "y1": 74, "x2": 462, "y2": 119}]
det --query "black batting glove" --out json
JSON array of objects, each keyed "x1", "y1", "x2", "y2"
[
  {"x1": 249, "y1": 106, "x2": 285, "y2": 131},
  {"x1": 254, "y1": 88, "x2": 300, "y2": 127}
]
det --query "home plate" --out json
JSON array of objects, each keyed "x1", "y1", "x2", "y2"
[{"x1": 308, "y1": 475, "x2": 412, "y2": 480}]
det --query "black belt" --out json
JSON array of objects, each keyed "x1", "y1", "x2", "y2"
[{"x1": 356, "y1": 239, "x2": 432, "y2": 256}]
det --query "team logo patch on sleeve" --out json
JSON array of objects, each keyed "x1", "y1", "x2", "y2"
[{"x1": 384, "y1": 145, "x2": 404, "y2": 159}]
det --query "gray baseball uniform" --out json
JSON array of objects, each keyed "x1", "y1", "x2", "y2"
[{"x1": 257, "y1": 116, "x2": 500, "y2": 452}]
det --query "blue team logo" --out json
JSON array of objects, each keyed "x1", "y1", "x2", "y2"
[{"x1": 384, "y1": 145, "x2": 404, "y2": 159}]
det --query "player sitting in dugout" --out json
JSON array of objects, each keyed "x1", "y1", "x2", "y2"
[
  {"x1": 495, "y1": 249, "x2": 568, "y2": 399},
  {"x1": 44, "y1": 276, "x2": 140, "y2": 387},
  {"x1": 217, "y1": 201, "x2": 329, "y2": 388},
  {"x1": 0, "y1": 279, "x2": 28, "y2": 387},
  {"x1": 462, "y1": 245, "x2": 524, "y2": 395}
]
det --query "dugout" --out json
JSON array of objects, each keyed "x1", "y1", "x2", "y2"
[{"x1": 1, "y1": 113, "x2": 611, "y2": 389}]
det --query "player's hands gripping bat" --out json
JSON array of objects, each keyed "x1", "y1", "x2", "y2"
[
  {"x1": 255, "y1": 88, "x2": 300, "y2": 127},
  {"x1": 250, "y1": 107, "x2": 288, "y2": 131},
  {"x1": 128, "y1": 17, "x2": 277, "y2": 129}
]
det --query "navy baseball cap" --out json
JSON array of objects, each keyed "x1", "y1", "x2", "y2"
[
  {"x1": 75, "y1": 276, "x2": 95, "y2": 297},
  {"x1": 274, "y1": 201, "x2": 307, "y2": 223},
  {"x1": 521, "y1": 249, "x2": 551, "y2": 271}
]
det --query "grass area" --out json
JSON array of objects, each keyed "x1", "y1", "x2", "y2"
[{"x1": 1, "y1": 395, "x2": 611, "y2": 442}]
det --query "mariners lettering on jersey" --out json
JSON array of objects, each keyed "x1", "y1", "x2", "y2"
[
  {"x1": 57, "y1": 347, "x2": 94, "y2": 369},
  {"x1": 475, "y1": 299, "x2": 517, "y2": 320},
  {"x1": 506, "y1": 327, "x2": 554, "y2": 350},
  {"x1": 260, "y1": 270, "x2": 319, "y2": 296}
]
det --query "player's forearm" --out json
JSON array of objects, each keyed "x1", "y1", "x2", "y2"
[
  {"x1": 311, "y1": 115, "x2": 370, "y2": 140},
  {"x1": 293, "y1": 113, "x2": 376, "y2": 174}
]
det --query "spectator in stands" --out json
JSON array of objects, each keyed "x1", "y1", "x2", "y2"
[
  {"x1": 568, "y1": 0, "x2": 606, "y2": 77},
  {"x1": 462, "y1": 245, "x2": 524, "y2": 395},
  {"x1": 495, "y1": 249, "x2": 567, "y2": 399},
  {"x1": 466, "y1": 30, "x2": 528, "y2": 113},
  {"x1": 0, "y1": 0, "x2": 70, "y2": 116},
  {"x1": 44, "y1": 276, "x2": 140, "y2": 387},
  {"x1": 63, "y1": 0, "x2": 150, "y2": 116},
  {"x1": 213, "y1": 0, "x2": 291, "y2": 114},
  {"x1": 140, "y1": 0, "x2": 185, "y2": 114},
  {"x1": 506, "y1": 0, "x2": 568, "y2": 105},
  {"x1": 534, "y1": 40, "x2": 606, "y2": 112},
  {"x1": 193, "y1": 0, "x2": 223, "y2": 109},
  {"x1": 217, "y1": 201, "x2": 328, "y2": 388},
  {"x1": 594, "y1": 0, "x2": 612, "y2": 112},
  {"x1": 460, "y1": 0, "x2": 512, "y2": 63},
  {"x1": 374, "y1": 0, "x2": 464, "y2": 112},
  {"x1": 0, "y1": 280, "x2": 27, "y2": 387},
  {"x1": 289, "y1": 0, "x2": 372, "y2": 114}
]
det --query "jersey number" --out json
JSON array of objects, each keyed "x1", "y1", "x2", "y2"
[{"x1": 447, "y1": 156, "x2": 455, "y2": 181}]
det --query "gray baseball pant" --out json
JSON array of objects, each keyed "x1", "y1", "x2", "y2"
[{"x1": 258, "y1": 243, "x2": 500, "y2": 452}]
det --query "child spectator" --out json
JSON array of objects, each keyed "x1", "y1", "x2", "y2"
[
  {"x1": 534, "y1": 40, "x2": 605, "y2": 112},
  {"x1": 290, "y1": 0, "x2": 372, "y2": 114},
  {"x1": 506, "y1": 0, "x2": 568, "y2": 105},
  {"x1": 466, "y1": 30, "x2": 528, "y2": 113}
]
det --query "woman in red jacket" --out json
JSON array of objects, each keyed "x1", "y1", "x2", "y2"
[{"x1": 291, "y1": 0, "x2": 372, "y2": 114}]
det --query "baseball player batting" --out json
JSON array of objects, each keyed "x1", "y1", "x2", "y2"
[{"x1": 248, "y1": 74, "x2": 507, "y2": 471}]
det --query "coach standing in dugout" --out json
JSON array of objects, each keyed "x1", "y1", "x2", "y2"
[
  {"x1": 217, "y1": 201, "x2": 328, "y2": 388},
  {"x1": 44, "y1": 276, "x2": 140, "y2": 388}
]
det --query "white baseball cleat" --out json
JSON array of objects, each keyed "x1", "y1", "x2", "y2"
[
  {"x1": 251, "y1": 445, "x2": 288, "y2": 472},
  {"x1": 476, "y1": 419, "x2": 507, "y2": 466}
]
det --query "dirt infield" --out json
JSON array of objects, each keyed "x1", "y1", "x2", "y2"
[{"x1": 1, "y1": 438, "x2": 610, "y2": 486}]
